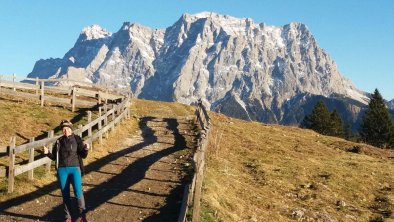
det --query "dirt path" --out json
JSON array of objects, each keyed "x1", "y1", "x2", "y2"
[{"x1": 0, "y1": 116, "x2": 196, "y2": 222}]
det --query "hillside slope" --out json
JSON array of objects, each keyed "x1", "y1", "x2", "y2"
[
  {"x1": 0, "y1": 94, "x2": 84, "y2": 146},
  {"x1": 202, "y1": 112, "x2": 394, "y2": 221},
  {"x1": 1, "y1": 95, "x2": 393, "y2": 221}
]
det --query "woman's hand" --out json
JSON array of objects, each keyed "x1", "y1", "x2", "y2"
[{"x1": 83, "y1": 143, "x2": 90, "y2": 150}]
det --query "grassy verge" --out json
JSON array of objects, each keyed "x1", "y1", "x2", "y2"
[{"x1": 202, "y1": 112, "x2": 394, "y2": 222}]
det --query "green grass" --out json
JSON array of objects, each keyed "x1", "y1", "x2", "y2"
[{"x1": 201, "y1": 202, "x2": 217, "y2": 222}]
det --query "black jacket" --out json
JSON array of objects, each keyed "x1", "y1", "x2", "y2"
[{"x1": 47, "y1": 134, "x2": 88, "y2": 175}]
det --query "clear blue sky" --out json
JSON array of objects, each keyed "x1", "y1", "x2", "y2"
[{"x1": 1, "y1": 0, "x2": 393, "y2": 100}]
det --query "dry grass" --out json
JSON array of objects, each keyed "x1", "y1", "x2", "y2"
[
  {"x1": 0, "y1": 95, "x2": 79, "y2": 146},
  {"x1": 202, "y1": 113, "x2": 394, "y2": 222},
  {"x1": 130, "y1": 98, "x2": 196, "y2": 118}
]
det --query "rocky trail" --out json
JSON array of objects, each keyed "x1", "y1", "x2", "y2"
[{"x1": 0, "y1": 115, "x2": 197, "y2": 222}]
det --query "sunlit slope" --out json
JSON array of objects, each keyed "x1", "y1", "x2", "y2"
[
  {"x1": 202, "y1": 112, "x2": 394, "y2": 222},
  {"x1": 0, "y1": 95, "x2": 83, "y2": 146}
]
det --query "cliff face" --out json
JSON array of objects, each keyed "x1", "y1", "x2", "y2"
[
  {"x1": 388, "y1": 99, "x2": 394, "y2": 110},
  {"x1": 27, "y1": 12, "x2": 370, "y2": 125}
]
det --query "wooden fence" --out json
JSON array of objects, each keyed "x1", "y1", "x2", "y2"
[
  {"x1": 1, "y1": 75, "x2": 211, "y2": 220},
  {"x1": 178, "y1": 99, "x2": 212, "y2": 222},
  {"x1": 5, "y1": 96, "x2": 131, "y2": 193},
  {"x1": 0, "y1": 77, "x2": 121, "y2": 157},
  {"x1": 0, "y1": 75, "x2": 131, "y2": 192},
  {"x1": 0, "y1": 75, "x2": 127, "y2": 111},
  {"x1": 0, "y1": 74, "x2": 130, "y2": 96}
]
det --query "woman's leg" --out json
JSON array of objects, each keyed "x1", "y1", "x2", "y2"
[
  {"x1": 57, "y1": 167, "x2": 72, "y2": 219},
  {"x1": 69, "y1": 167, "x2": 86, "y2": 216}
]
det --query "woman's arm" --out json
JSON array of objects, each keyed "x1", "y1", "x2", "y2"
[
  {"x1": 44, "y1": 140, "x2": 58, "y2": 160},
  {"x1": 75, "y1": 135, "x2": 89, "y2": 159}
]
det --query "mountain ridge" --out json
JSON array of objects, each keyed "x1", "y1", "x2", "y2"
[{"x1": 27, "y1": 12, "x2": 375, "y2": 126}]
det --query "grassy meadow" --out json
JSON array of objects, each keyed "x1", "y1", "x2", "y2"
[
  {"x1": 202, "y1": 112, "x2": 394, "y2": 222},
  {"x1": 1, "y1": 94, "x2": 393, "y2": 221}
]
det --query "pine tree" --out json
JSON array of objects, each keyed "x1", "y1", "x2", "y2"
[
  {"x1": 388, "y1": 123, "x2": 394, "y2": 149},
  {"x1": 301, "y1": 115, "x2": 312, "y2": 129},
  {"x1": 301, "y1": 101, "x2": 331, "y2": 135},
  {"x1": 302, "y1": 101, "x2": 345, "y2": 138},
  {"x1": 389, "y1": 126, "x2": 394, "y2": 148},
  {"x1": 359, "y1": 89, "x2": 394, "y2": 148},
  {"x1": 344, "y1": 123, "x2": 353, "y2": 140},
  {"x1": 328, "y1": 109, "x2": 344, "y2": 137}
]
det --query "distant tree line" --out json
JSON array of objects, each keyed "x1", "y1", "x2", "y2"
[{"x1": 301, "y1": 89, "x2": 394, "y2": 149}]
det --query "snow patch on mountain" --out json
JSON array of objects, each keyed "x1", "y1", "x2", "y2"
[{"x1": 81, "y1": 25, "x2": 112, "y2": 41}]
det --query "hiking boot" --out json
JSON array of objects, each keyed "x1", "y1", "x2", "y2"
[{"x1": 78, "y1": 214, "x2": 87, "y2": 222}]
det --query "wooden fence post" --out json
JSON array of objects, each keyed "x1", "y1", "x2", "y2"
[
  {"x1": 71, "y1": 86, "x2": 76, "y2": 112},
  {"x1": 40, "y1": 80, "x2": 45, "y2": 107},
  {"x1": 113, "y1": 106, "x2": 118, "y2": 127},
  {"x1": 104, "y1": 104, "x2": 108, "y2": 138},
  {"x1": 12, "y1": 73, "x2": 16, "y2": 91},
  {"x1": 189, "y1": 174, "x2": 197, "y2": 203},
  {"x1": 127, "y1": 101, "x2": 131, "y2": 119},
  {"x1": 97, "y1": 91, "x2": 101, "y2": 105},
  {"x1": 8, "y1": 136, "x2": 16, "y2": 193},
  {"x1": 189, "y1": 102, "x2": 212, "y2": 222},
  {"x1": 46, "y1": 130, "x2": 54, "y2": 173},
  {"x1": 78, "y1": 125, "x2": 83, "y2": 137},
  {"x1": 35, "y1": 77, "x2": 39, "y2": 95},
  {"x1": 98, "y1": 107, "x2": 103, "y2": 144},
  {"x1": 105, "y1": 89, "x2": 108, "y2": 104},
  {"x1": 192, "y1": 154, "x2": 204, "y2": 222},
  {"x1": 191, "y1": 139, "x2": 209, "y2": 222},
  {"x1": 28, "y1": 137, "x2": 35, "y2": 180},
  {"x1": 111, "y1": 108, "x2": 116, "y2": 131},
  {"x1": 87, "y1": 111, "x2": 93, "y2": 150}
]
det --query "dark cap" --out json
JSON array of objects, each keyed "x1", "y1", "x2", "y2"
[{"x1": 60, "y1": 120, "x2": 73, "y2": 130}]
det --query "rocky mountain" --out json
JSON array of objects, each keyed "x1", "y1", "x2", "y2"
[
  {"x1": 27, "y1": 12, "x2": 372, "y2": 126},
  {"x1": 388, "y1": 99, "x2": 394, "y2": 110}
]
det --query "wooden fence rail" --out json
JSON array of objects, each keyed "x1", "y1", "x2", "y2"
[
  {"x1": 0, "y1": 74, "x2": 131, "y2": 96},
  {"x1": 5, "y1": 95, "x2": 131, "y2": 193},
  {"x1": 0, "y1": 78, "x2": 124, "y2": 111},
  {"x1": 178, "y1": 99, "x2": 211, "y2": 222}
]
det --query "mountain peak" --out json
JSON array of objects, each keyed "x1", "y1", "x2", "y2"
[
  {"x1": 80, "y1": 25, "x2": 112, "y2": 41},
  {"x1": 190, "y1": 11, "x2": 216, "y2": 18},
  {"x1": 28, "y1": 12, "x2": 369, "y2": 127},
  {"x1": 176, "y1": 12, "x2": 256, "y2": 37},
  {"x1": 188, "y1": 11, "x2": 244, "y2": 20}
]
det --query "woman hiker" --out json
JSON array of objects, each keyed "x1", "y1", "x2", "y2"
[{"x1": 44, "y1": 120, "x2": 89, "y2": 222}]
